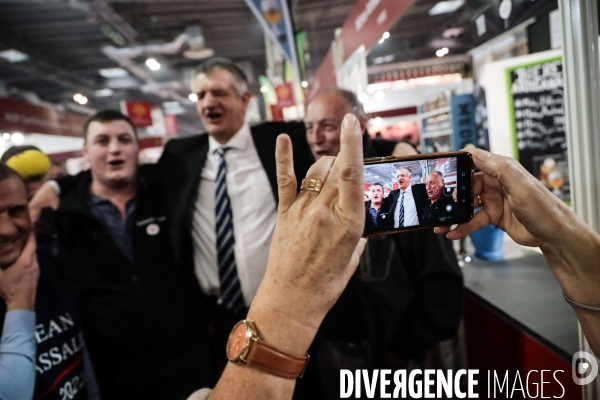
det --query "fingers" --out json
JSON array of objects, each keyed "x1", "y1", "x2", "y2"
[
  {"x1": 475, "y1": 192, "x2": 484, "y2": 208},
  {"x1": 446, "y1": 209, "x2": 491, "y2": 240},
  {"x1": 20, "y1": 234, "x2": 39, "y2": 272},
  {"x1": 434, "y1": 225, "x2": 452, "y2": 235},
  {"x1": 335, "y1": 114, "x2": 364, "y2": 216},
  {"x1": 29, "y1": 207, "x2": 41, "y2": 226},
  {"x1": 275, "y1": 134, "x2": 297, "y2": 213},
  {"x1": 473, "y1": 172, "x2": 483, "y2": 196},
  {"x1": 29, "y1": 182, "x2": 60, "y2": 223},
  {"x1": 296, "y1": 156, "x2": 335, "y2": 205}
]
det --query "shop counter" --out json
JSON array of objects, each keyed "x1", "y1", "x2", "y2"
[
  {"x1": 463, "y1": 248, "x2": 579, "y2": 360},
  {"x1": 461, "y1": 242, "x2": 582, "y2": 398}
]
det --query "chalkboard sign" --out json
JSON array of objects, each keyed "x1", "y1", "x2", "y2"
[{"x1": 507, "y1": 57, "x2": 569, "y2": 202}]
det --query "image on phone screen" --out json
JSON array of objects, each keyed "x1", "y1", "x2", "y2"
[{"x1": 363, "y1": 153, "x2": 473, "y2": 236}]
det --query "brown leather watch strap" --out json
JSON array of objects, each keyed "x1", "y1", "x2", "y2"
[{"x1": 246, "y1": 339, "x2": 309, "y2": 379}]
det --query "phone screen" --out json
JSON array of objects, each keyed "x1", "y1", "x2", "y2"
[{"x1": 363, "y1": 152, "x2": 474, "y2": 236}]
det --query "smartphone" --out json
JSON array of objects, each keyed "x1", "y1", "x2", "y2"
[{"x1": 363, "y1": 151, "x2": 474, "y2": 237}]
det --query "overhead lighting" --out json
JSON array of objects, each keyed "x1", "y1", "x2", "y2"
[
  {"x1": 301, "y1": 81, "x2": 309, "y2": 88},
  {"x1": 73, "y1": 93, "x2": 88, "y2": 105},
  {"x1": 378, "y1": 38, "x2": 385, "y2": 44},
  {"x1": 429, "y1": 0, "x2": 465, "y2": 15},
  {"x1": 358, "y1": 93, "x2": 369, "y2": 104},
  {"x1": 188, "y1": 93, "x2": 198, "y2": 102},
  {"x1": 382, "y1": 32, "x2": 390, "y2": 39},
  {"x1": 95, "y1": 88, "x2": 114, "y2": 97},
  {"x1": 2, "y1": 133, "x2": 10, "y2": 141},
  {"x1": 145, "y1": 58, "x2": 161, "y2": 71},
  {"x1": 98, "y1": 68, "x2": 129, "y2": 78},
  {"x1": 260, "y1": 86, "x2": 269, "y2": 93},
  {"x1": 373, "y1": 55, "x2": 394, "y2": 65},
  {"x1": 371, "y1": 117, "x2": 382, "y2": 125},
  {"x1": 11, "y1": 133, "x2": 24, "y2": 144},
  {"x1": 0, "y1": 49, "x2": 29, "y2": 63},
  {"x1": 443, "y1": 27, "x2": 465, "y2": 38},
  {"x1": 436, "y1": 47, "x2": 450, "y2": 57},
  {"x1": 374, "y1": 91, "x2": 385, "y2": 101}
]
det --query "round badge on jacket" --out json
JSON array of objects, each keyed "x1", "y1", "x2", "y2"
[{"x1": 146, "y1": 223, "x2": 160, "y2": 236}]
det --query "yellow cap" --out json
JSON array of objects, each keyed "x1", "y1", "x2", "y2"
[{"x1": 6, "y1": 149, "x2": 51, "y2": 183}]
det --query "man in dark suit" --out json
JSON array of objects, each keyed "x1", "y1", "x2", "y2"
[
  {"x1": 157, "y1": 58, "x2": 314, "y2": 368},
  {"x1": 382, "y1": 167, "x2": 429, "y2": 229}
]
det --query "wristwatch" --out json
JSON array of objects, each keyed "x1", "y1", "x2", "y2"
[{"x1": 226, "y1": 319, "x2": 309, "y2": 379}]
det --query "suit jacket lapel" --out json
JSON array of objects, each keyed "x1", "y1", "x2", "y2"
[
  {"x1": 184, "y1": 143, "x2": 209, "y2": 210},
  {"x1": 250, "y1": 128, "x2": 279, "y2": 204},
  {"x1": 162, "y1": 137, "x2": 209, "y2": 265},
  {"x1": 412, "y1": 184, "x2": 427, "y2": 224}
]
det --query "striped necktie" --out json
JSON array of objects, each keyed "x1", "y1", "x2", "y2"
[
  {"x1": 215, "y1": 147, "x2": 244, "y2": 313},
  {"x1": 397, "y1": 191, "x2": 405, "y2": 228}
]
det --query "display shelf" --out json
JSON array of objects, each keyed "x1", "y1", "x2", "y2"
[
  {"x1": 418, "y1": 106, "x2": 451, "y2": 120},
  {"x1": 418, "y1": 94, "x2": 476, "y2": 154},
  {"x1": 421, "y1": 129, "x2": 453, "y2": 138},
  {"x1": 423, "y1": 134, "x2": 452, "y2": 153}
]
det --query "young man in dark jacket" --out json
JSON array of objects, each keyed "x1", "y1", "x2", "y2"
[{"x1": 48, "y1": 111, "x2": 216, "y2": 399}]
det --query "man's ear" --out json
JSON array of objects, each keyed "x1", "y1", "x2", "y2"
[
  {"x1": 241, "y1": 92, "x2": 252, "y2": 109},
  {"x1": 82, "y1": 142, "x2": 89, "y2": 160}
]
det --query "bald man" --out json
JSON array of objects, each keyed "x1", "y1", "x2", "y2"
[
  {"x1": 421, "y1": 171, "x2": 455, "y2": 225},
  {"x1": 305, "y1": 88, "x2": 417, "y2": 160}
]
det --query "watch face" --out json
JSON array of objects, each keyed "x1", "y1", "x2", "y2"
[{"x1": 226, "y1": 322, "x2": 248, "y2": 361}]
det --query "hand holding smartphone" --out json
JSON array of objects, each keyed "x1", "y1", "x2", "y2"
[{"x1": 363, "y1": 151, "x2": 474, "y2": 237}]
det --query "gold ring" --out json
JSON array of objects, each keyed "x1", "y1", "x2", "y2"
[
  {"x1": 300, "y1": 178, "x2": 323, "y2": 193},
  {"x1": 477, "y1": 195, "x2": 483, "y2": 208}
]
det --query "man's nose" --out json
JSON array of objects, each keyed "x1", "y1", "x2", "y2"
[
  {"x1": 201, "y1": 92, "x2": 217, "y2": 107},
  {"x1": 308, "y1": 128, "x2": 324, "y2": 144},
  {"x1": 108, "y1": 138, "x2": 121, "y2": 153}
]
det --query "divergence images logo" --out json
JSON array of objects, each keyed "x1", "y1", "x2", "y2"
[{"x1": 572, "y1": 351, "x2": 599, "y2": 385}]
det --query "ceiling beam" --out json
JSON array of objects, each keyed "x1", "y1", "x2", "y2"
[{"x1": 0, "y1": 58, "x2": 96, "y2": 96}]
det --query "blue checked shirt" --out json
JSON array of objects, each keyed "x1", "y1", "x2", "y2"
[
  {"x1": 87, "y1": 193, "x2": 138, "y2": 264},
  {"x1": 369, "y1": 206, "x2": 380, "y2": 227}
]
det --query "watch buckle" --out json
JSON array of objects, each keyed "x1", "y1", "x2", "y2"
[{"x1": 298, "y1": 353, "x2": 310, "y2": 379}]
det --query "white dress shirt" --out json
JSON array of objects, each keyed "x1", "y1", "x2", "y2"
[
  {"x1": 191, "y1": 124, "x2": 277, "y2": 307},
  {"x1": 394, "y1": 185, "x2": 420, "y2": 227}
]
